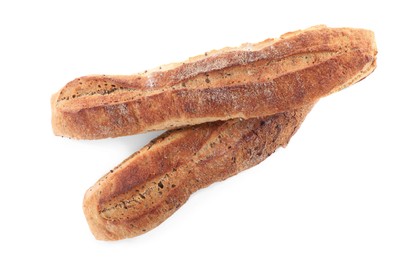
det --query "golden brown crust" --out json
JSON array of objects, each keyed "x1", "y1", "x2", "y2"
[
  {"x1": 79, "y1": 26, "x2": 378, "y2": 240},
  {"x1": 83, "y1": 105, "x2": 314, "y2": 240},
  {"x1": 52, "y1": 26, "x2": 377, "y2": 139}
]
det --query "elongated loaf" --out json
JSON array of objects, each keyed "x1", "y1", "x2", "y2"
[
  {"x1": 83, "y1": 105, "x2": 313, "y2": 240},
  {"x1": 52, "y1": 26, "x2": 376, "y2": 139}
]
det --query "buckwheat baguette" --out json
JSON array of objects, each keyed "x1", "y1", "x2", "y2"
[
  {"x1": 52, "y1": 25, "x2": 376, "y2": 139},
  {"x1": 83, "y1": 104, "x2": 313, "y2": 240}
]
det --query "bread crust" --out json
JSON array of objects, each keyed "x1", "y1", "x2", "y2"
[
  {"x1": 52, "y1": 26, "x2": 377, "y2": 139},
  {"x1": 83, "y1": 105, "x2": 313, "y2": 240},
  {"x1": 75, "y1": 25, "x2": 378, "y2": 240}
]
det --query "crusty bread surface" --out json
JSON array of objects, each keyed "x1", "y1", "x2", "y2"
[
  {"x1": 52, "y1": 26, "x2": 377, "y2": 139},
  {"x1": 54, "y1": 25, "x2": 379, "y2": 240},
  {"x1": 83, "y1": 105, "x2": 313, "y2": 240}
]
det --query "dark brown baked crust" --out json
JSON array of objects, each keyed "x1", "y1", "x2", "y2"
[
  {"x1": 83, "y1": 105, "x2": 313, "y2": 240},
  {"x1": 52, "y1": 26, "x2": 377, "y2": 139}
]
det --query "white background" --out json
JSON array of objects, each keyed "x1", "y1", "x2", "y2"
[{"x1": 1, "y1": 0, "x2": 409, "y2": 259}]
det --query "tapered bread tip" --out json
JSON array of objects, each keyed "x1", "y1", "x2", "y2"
[{"x1": 51, "y1": 92, "x2": 63, "y2": 137}]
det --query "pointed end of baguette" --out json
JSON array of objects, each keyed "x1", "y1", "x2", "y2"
[
  {"x1": 83, "y1": 183, "x2": 126, "y2": 241},
  {"x1": 330, "y1": 28, "x2": 377, "y2": 95},
  {"x1": 51, "y1": 91, "x2": 64, "y2": 138}
]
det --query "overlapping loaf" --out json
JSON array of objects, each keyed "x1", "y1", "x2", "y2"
[
  {"x1": 83, "y1": 105, "x2": 313, "y2": 240},
  {"x1": 52, "y1": 25, "x2": 377, "y2": 139}
]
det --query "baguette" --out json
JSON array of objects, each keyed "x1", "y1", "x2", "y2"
[
  {"x1": 83, "y1": 105, "x2": 313, "y2": 240},
  {"x1": 52, "y1": 25, "x2": 377, "y2": 139}
]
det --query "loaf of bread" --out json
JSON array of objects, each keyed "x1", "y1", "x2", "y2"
[
  {"x1": 52, "y1": 25, "x2": 376, "y2": 139},
  {"x1": 83, "y1": 105, "x2": 314, "y2": 240}
]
